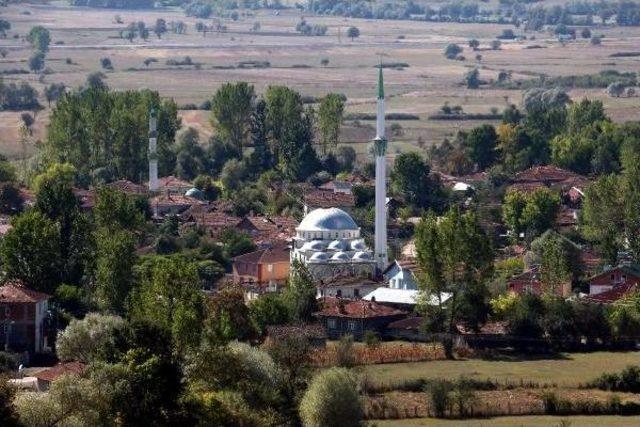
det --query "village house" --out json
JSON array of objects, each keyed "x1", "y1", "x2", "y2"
[
  {"x1": 508, "y1": 165, "x2": 589, "y2": 195},
  {"x1": 105, "y1": 179, "x2": 149, "y2": 195},
  {"x1": 316, "y1": 274, "x2": 381, "y2": 299},
  {"x1": 303, "y1": 189, "x2": 356, "y2": 211},
  {"x1": 0, "y1": 281, "x2": 51, "y2": 354},
  {"x1": 318, "y1": 180, "x2": 353, "y2": 194},
  {"x1": 314, "y1": 298, "x2": 407, "y2": 340},
  {"x1": 235, "y1": 214, "x2": 298, "y2": 247},
  {"x1": 31, "y1": 361, "x2": 86, "y2": 391},
  {"x1": 264, "y1": 324, "x2": 327, "y2": 348},
  {"x1": 152, "y1": 175, "x2": 193, "y2": 194},
  {"x1": 182, "y1": 201, "x2": 240, "y2": 237},
  {"x1": 232, "y1": 245, "x2": 291, "y2": 293},
  {"x1": 507, "y1": 266, "x2": 571, "y2": 297},
  {"x1": 149, "y1": 193, "x2": 205, "y2": 217},
  {"x1": 588, "y1": 265, "x2": 640, "y2": 296}
]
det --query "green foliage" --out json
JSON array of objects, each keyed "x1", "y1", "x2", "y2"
[
  {"x1": 299, "y1": 367, "x2": 361, "y2": 427},
  {"x1": 317, "y1": 93, "x2": 344, "y2": 154},
  {"x1": 204, "y1": 287, "x2": 257, "y2": 345},
  {"x1": 56, "y1": 312, "x2": 126, "y2": 363},
  {"x1": 94, "y1": 187, "x2": 145, "y2": 232},
  {"x1": 503, "y1": 188, "x2": 560, "y2": 240},
  {"x1": 95, "y1": 228, "x2": 137, "y2": 314},
  {"x1": 0, "y1": 210, "x2": 61, "y2": 293},
  {"x1": 26, "y1": 25, "x2": 50, "y2": 52},
  {"x1": 44, "y1": 87, "x2": 179, "y2": 184},
  {"x1": 27, "y1": 51, "x2": 44, "y2": 73},
  {"x1": 0, "y1": 376, "x2": 19, "y2": 427},
  {"x1": 249, "y1": 293, "x2": 290, "y2": 334},
  {"x1": 346, "y1": 26, "x2": 360, "y2": 40},
  {"x1": 531, "y1": 231, "x2": 579, "y2": 295},
  {"x1": 210, "y1": 82, "x2": 255, "y2": 151},
  {"x1": 335, "y1": 334, "x2": 356, "y2": 368},
  {"x1": 464, "y1": 124, "x2": 498, "y2": 170},
  {"x1": 391, "y1": 152, "x2": 445, "y2": 211},
  {"x1": 131, "y1": 256, "x2": 204, "y2": 351},
  {"x1": 444, "y1": 43, "x2": 462, "y2": 59},
  {"x1": 175, "y1": 127, "x2": 206, "y2": 180},
  {"x1": 415, "y1": 208, "x2": 493, "y2": 333},
  {"x1": 283, "y1": 259, "x2": 317, "y2": 322},
  {"x1": 588, "y1": 365, "x2": 640, "y2": 393}
]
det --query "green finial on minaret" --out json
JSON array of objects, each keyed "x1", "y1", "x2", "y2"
[{"x1": 377, "y1": 65, "x2": 384, "y2": 100}]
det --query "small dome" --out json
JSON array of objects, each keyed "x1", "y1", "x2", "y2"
[
  {"x1": 350, "y1": 240, "x2": 366, "y2": 251},
  {"x1": 352, "y1": 251, "x2": 371, "y2": 261},
  {"x1": 308, "y1": 252, "x2": 329, "y2": 262},
  {"x1": 331, "y1": 251, "x2": 350, "y2": 261},
  {"x1": 185, "y1": 188, "x2": 204, "y2": 199},
  {"x1": 301, "y1": 240, "x2": 326, "y2": 252},
  {"x1": 298, "y1": 208, "x2": 358, "y2": 232},
  {"x1": 328, "y1": 240, "x2": 347, "y2": 251}
]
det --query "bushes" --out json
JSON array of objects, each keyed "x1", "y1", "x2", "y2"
[
  {"x1": 588, "y1": 365, "x2": 640, "y2": 393},
  {"x1": 426, "y1": 378, "x2": 479, "y2": 418}
]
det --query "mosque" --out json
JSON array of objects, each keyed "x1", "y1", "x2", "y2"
[{"x1": 292, "y1": 66, "x2": 389, "y2": 281}]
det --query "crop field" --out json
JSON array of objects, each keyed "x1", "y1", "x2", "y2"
[
  {"x1": 362, "y1": 351, "x2": 640, "y2": 389},
  {"x1": 1, "y1": 2, "x2": 640, "y2": 160}
]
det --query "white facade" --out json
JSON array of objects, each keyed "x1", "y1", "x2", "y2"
[{"x1": 148, "y1": 110, "x2": 158, "y2": 192}]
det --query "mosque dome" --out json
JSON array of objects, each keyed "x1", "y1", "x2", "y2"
[
  {"x1": 350, "y1": 240, "x2": 366, "y2": 251},
  {"x1": 185, "y1": 188, "x2": 204, "y2": 199},
  {"x1": 352, "y1": 251, "x2": 371, "y2": 261},
  {"x1": 331, "y1": 251, "x2": 350, "y2": 261},
  {"x1": 300, "y1": 240, "x2": 326, "y2": 251},
  {"x1": 308, "y1": 252, "x2": 330, "y2": 263},
  {"x1": 328, "y1": 240, "x2": 347, "y2": 251},
  {"x1": 298, "y1": 208, "x2": 358, "y2": 232}
]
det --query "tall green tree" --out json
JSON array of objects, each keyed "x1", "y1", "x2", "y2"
[
  {"x1": 95, "y1": 229, "x2": 137, "y2": 314},
  {"x1": 317, "y1": 93, "x2": 344, "y2": 154},
  {"x1": 464, "y1": 124, "x2": 498, "y2": 170},
  {"x1": 0, "y1": 211, "x2": 61, "y2": 293},
  {"x1": 26, "y1": 26, "x2": 50, "y2": 52},
  {"x1": 210, "y1": 82, "x2": 255, "y2": 152},
  {"x1": 415, "y1": 208, "x2": 493, "y2": 335},
  {"x1": 131, "y1": 256, "x2": 204, "y2": 351},
  {"x1": 502, "y1": 188, "x2": 560, "y2": 241},
  {"x1": 283, "y1": 259, "x2": 317, "y2": 322},
  {"x1": 391, "y1": 152, "x2": 444, "y2": 211}
]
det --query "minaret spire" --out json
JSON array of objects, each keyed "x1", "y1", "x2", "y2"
[
  {"x1": 374, "y1": 65, "x2": 388, "y2": 272},
  {"x1": 148, "y1": 108, "x2": 158, "y2": 192}
]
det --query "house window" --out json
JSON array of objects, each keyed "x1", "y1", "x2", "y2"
[
  {"x1": 348, "y1": 320, "x2": 357, "y2": 331},
  {"x1": 327, "y1": 319, "x2": 337, "y2": 329},
  {"x1": 354, "y1": 289, "x2": 360, "y2": 298},
  {"x1": 267, "y1": 264, "x2": 273, "y2": 273},
  {"x1": 336, "y1": 289, "x2": 342, "y2": 298},
  {"x1": 611, "y1": 273, "x2": 615, "y2": 281}
]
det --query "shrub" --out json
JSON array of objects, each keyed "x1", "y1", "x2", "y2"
[
  {"x1": 428, "y1": 380, "x2": 451, "y2": 418},
  {"x1": 363, "y1": 330, "x2": 379, "y2": 348},
  {"x1": 335, "y1": 334, "x2": 356, "y2": 368},
  {"x1": 588, "y1": 365, "x2": 640, "y2": 393},
  {"x1": 299, "y1": 367, "x2": 361, "y2": 427}
]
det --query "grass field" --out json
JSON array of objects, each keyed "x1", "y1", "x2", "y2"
[
  {"x1": 374, "y1": 415, "x2": 640, "y2": 426},
  {"x1": 363, "y1": 351, "x2": 640, "y2": 388},
  {"x1": 1, "y1": 2, "x2": 640, "y2": 160}
]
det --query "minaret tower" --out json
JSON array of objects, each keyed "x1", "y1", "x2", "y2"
[
  {"x1": 373, "y1": 65, "x2": 388, "y2": 271},
  {"x1": 148, "y1": 108, "x2": 158, "y2": 192}
]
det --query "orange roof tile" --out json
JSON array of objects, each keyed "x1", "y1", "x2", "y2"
[{"x1": 0, "y1": 281, "x2": 50, "y2": 304}]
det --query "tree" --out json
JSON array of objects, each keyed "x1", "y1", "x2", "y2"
[
  {"x1": 210, "y1": 82, "x2": 255, "y2": 152},
  {"x1": 391, "y1": 152, "x2": 444, "y2": 211},
  {"x1": 100, "y1": 57, "x2": 113, "y2": 70},
  {"x1": 95, "y1": 229, "x2": 137, "y2": 314},
  {"x1": 491, "y1": 39, "x2": 502, "y2": 50},
  {"x1": 220, "y1": 158, "x2": 247, "y2": 193},
  {"x1": 204, "y1": 286, "x2": 257, "y2": 344},
  {"x1": 464, "y1": 67, "x2": 481, "y2": 89},
  {"x1": 336, "y1": 146, "x2": 356, "y2": 173},
  {"x1": 26, "y1": 26, "x2": 51, "y2": 52},
  {"x1": 0, "y1": 377, "x2": 19, "y2": 427},
  {"x1": 531, "y1": 231, "x2": 578, "y2": 296},
  {"x1": 0, "y1": 19, "x2": 10, "y2": 38},
  {"x1": 503, "y1": 188, "x2": 560, "y2": 240},
  {"x1": 591, "y1": 35, "x2": 602, "y2": 45},
  {"x1": 56, "y1": 313, "x2": 126, "y2": 363},
  {"x1": 283, "y1": 259, "x2": 317, "y2": 322},
  {"x1": 444, "y1": 43, "x2": 462, "y2": 59},
  {"x1": 154, "y1": 18, "x2": 167, "y2": 38},
  {"x1": 44, "y1": 83, "x2": 66, "y2": 106},
  {"x1": 175, "y1": 127, "x2": 206, "y2": 180},
  {"x1": 317, "y1": 93, "x2": 344, "y2": 154},
  {"x1": 93, "y1": 187, "x2": 145, "y2": 232},
  {"x1": 27, "y1": 51, "x2": 44, "y2": 73},
  {"x1": 85, "y1": 71, "x2": 108, "y2": 90},
  {"x1": 621, "y1": 135, "x2": 640, "y2": 261},
  {"x1": 131, "y1": 256, "x2": 204, "y2": 351},
  {"x1": 346, "y1": 26, "x2": 360, "y2": 41},
  {"x1": 468, "y1": 39, "x2": 479, "y2": 50},
  {"x1": 464, "y1": 124, "x2": 498, "y2": 170},
  {"x1": 320, "y1": 58, "x2": 329, "y2": 67},
  {"x1": 415, "y1": 208, "x2": 493, "y2": 337},
  {"x1": 581, "y1": 27, "x2": 592, "y2": 39},
  {"x1": 607, "y1": 81, "x2": 626, "y2": 97},
  {"x1": 299, "y1": 367, "x2": 361, "y2": 427},
  {"x1": 0, "y1": 211, "x2": 61, "y2": 293}
]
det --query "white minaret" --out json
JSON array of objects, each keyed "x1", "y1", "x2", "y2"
[
  {"x1": 374, "y1": 66, "x2": 388, "y2": 271},
  {"x1": 148, "y1": 108, "x2": 158, "y2": 192}
]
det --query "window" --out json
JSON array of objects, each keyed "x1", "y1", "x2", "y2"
[
  {"x1": 611, "y1": 274, "x2": 615, "y2": 281},
  {"x1": 267, "y1": 264, "x2": 273, "y2": 272},
  {"x1": 348, "y1": 320, "x2": 357, "y2": 331},
  {"x1": 327, "y1": 319, "x2": 337, "y2": 329},
  {"x1": 354, "y1": 289, "x2": 360, "y2": 298},
  {"x1": 336, "y1": 289, "x2": 342, "y2": 298}
]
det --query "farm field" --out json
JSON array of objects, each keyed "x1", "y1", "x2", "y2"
[
  {"x1": 375, "y1": 414, "x2": 640, "y2": 426},
  {"x1": 2, "y1": 2, "x2": 640, "y2": 160},
  {"x1": 362, "y1": 351, "x2": 640, "y2": 389}
]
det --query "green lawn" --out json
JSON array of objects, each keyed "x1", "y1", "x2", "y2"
[
  {"x1": 374, "y1": 415, "x2": 640, "y2": 427},
  {"x1": 363, "y1": 351, "x2": 640, "y2": 388}
]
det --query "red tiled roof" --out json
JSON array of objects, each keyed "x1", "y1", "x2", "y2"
[
  {"x1": 149, "y1": 194, "x2": 205, "y2": 207},
  {"x1": 106, "y1": 180, "x2": 148, "y2": 195},
  {"x1": 155, "y1": 175, "x2": 192, "y2": 190},
  {"x1": 233, "y1": 245, "x2": 291, "y2": 265},
  {"x1": 314, "y1": 299, "x2": 407, "y2": 319},
  {"x1": 513, "y1": 165, "x2": 584, "y2": 183},
  {"x1": 0, "y1": 281, "x2": 50, "y2": 303},
  {"x1": 318, "y1": 274, "x2": 381, "y2": 289},
  {"x1": 387, "y1": 316, "x2": 423, "y2": 330},
  {"x1": 33, "y1": 362, "x2": 85, "y2": 382},
  {"x1": 304, "y1": 189, "x2": 355, "y2": 209},
  {"x1": 586, "y1": 282, "x2": 639, "y2": 304}
]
